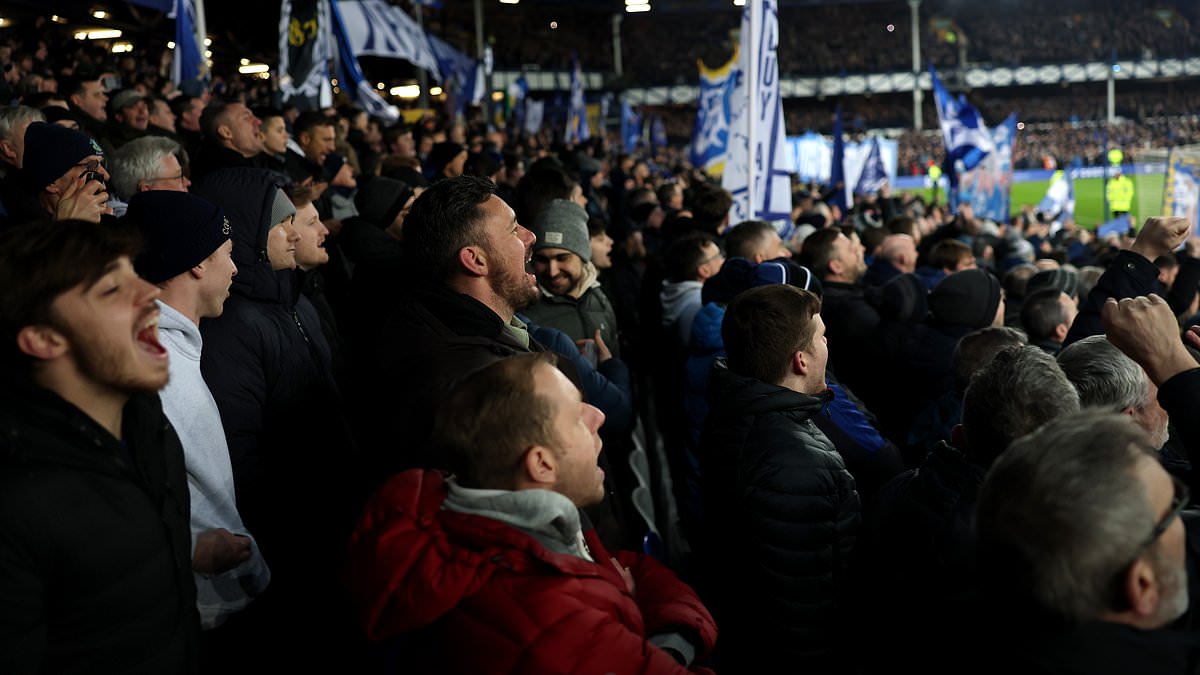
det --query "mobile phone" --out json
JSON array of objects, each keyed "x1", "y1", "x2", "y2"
[{"x1": 82, "y1": 170, "x2": 101, "y2": 184}]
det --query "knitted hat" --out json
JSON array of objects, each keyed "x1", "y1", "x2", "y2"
[
  {"x1": 701, "y1": 256, "x2": 822, "y2": 306},
  {"x1": 269, "y1": 187, "x2": 296, "y2": 226},
  {"x1": 1026, "y1": 267, "x2": 1078, "y2": 299},
  {"x1": 23, "y1": 121, "x2": 103, "y2": 189},
  {"x1": 426, "y1": 141, "x2": 465, "y2": 177},
  {"x1": 41, "y1": 106, "x2": 79, "y2": 127},
  {"x1": 126, "y1": 191, "x2": 230, "y2": 284},
  {"x1": 354, "y1": 176, "x2": 411, "y2": 228},
  {"x1": 531, "y1": 199, "x2": 591, "y2": 262},
  {"x1": 928, "y1": 268, "x2": 1002, "y2": 329},
  {"x1": 866, "y1": 272, "x2": 929, "y2": 323}
]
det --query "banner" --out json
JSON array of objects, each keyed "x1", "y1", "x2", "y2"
[
  {"x1": 953, "y1": 112, "x2": 1017, "y2": 222},
  {"x1": 1163, "y1": 150, "x2": 1200, "y2": 233},
  {"x1": 722, "y1": 0, "x2": 795, "y2": 229},
  {"x1": 565, "y1": 53, "x2": 589, "y2": 144},
  {"x1": 428, "y1": 34, "x2": 484, "y2": 115},
  {"x1": 335, "y1": 0, "x2": 438, "y2": 72},
  {"x1": 279, "y1": 0, "x2": 332, "y2": 110},
  {"x1": 328, "y1": 0, "x2": 399, "y2": 122},
  {"x1": 854, "y1": 137, "x2": 887, "y2": 195},
  {"x1": 929, "y1": 64, "x2": 994, "y2": 175},
  {"x1": 170, "y1": 0, "x2": 207, "y2": 86},
  {"x1": 524, "y1": 99, "x2": 545, "y2": 136},
  {"x1": 690, "y1": 52, "x2": 737, "y2": 177}
]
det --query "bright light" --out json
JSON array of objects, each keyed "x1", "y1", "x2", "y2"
[
  {"x1": 331, "y1": 78, "x2": 338, "y2": 86},
  {"x1": 111, "y1": 42, "x2": 133, "y2": 53},
  {"x1": 499, "y1": 0, "x2": 519, "y2": 4},
  {"x1": 167, "y1": 41, "x2": 175, "y2": 49},
  {"x1": 733, "y1": 0, "x2": 745, "y2": 5},
  {"x1": 204, "y1": 37, "x2": 212, "y2": 46},
  {"x1": 51, "y1": 15, "x2": 67, "y2": 24},
  {"x1": 550, "y1": 20, "x2": 558, "y2": 29},
  {"x1": 429, "y1": 86, "x2": 443, "y2": 96},
  {"x1": 886, "y1": 24, "x2": 895, "y2": 32},
  {"x1": 389, "y1": 84, "x2": 420, "y2": 99},
  {"x1": 377, "y1": 82, "x2": 385, "y2": 90},
  {"x1": 258, "y1": 72, "x2": 270, "y2": 80},
  {"x1": 625, "y1": 3, "x2": 651, "y2": 11},
  {"x1": 92, "y1": 10, "x2": 108, "y2": 19},
  {"x1": 626, "y1": 0, "x2": 648, "y2": 4},
  {"x1": 77, "y1": 29, "x2": 122, "y2": 40},
  {"x1": 0, "y1": 18, "x2": 10, "y2": 28},
  {"x1": 1016, "y1": 122, "x2": 1025, "y2": 130},
  {"x1": 238, "y1": 63, "x2": 270, "y2": 74},
  {"x1": 491, "y1": 90, "x2": 504, "y2": 102},
  {"x1": 240, "y1": 58, "x2": 249, "y2": 65},
  {"x1": 1112, "y1": 64, "x2": 1121, "y2": 72}
]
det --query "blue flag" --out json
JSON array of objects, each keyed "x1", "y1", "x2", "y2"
[
  {"x1": 721, "y1": 0, "x2": 795, "y2": 227},
  {"x1": 929, "y1": 64, "x2": 994, "y2": 174},
  {"x1": 620, "y1": 98, "x2": 641, "y2": 152},
  {"x1": 328, "y1": 0, "x2": 398, "y2": 122},
  {"x1": 651, "y1": 115, "x2": 667, "y2": 152},
  {"x1": 171, "y1": 0, "x2": 206, "y2": 86},
  {"x1": 428, "y1": 34, "x2": 484, "y2": 116},
  {"x1": 854, "y1": 137, "x2": 888, "y2": 195},
  {"x1": 1097, "y1": 214, "x2": 1133, "y2": 238},
  {"x1": 828, "y1": 104, "x2": 847, "y2": 213},
  {"x1": 690, "y1": 53, "x2": 737, "y2": 176},
  {"x1": 565, "y1": 53, "x2": 589, "y2": 144}
]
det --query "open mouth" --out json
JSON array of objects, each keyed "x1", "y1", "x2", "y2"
[{"x1": 135, "y1": 313, "x2": 166, "y2": 357}]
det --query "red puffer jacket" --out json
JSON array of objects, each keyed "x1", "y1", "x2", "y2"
[{"x1": 344, "y1": 470, "x2": 717, "y2": 674}]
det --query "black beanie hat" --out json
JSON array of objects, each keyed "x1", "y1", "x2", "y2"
[
  {"x1": 928, "y1": 268, "x2": 1002, "y2": 329},
  {"x1": 866, "y1": 272, "x2": 929, "y2": 323},
  {"x1": 24, "y1": 121, "x2": 103, "y2": 189},
  {"x1": 427, "y1": 141, "x2": 465, "y2": 177},
  {"x1": 126, "y1": 191, "x2": 230, "y2": 284},
  {"x1": 355, "y1": 176, "x2": 411, "y2": 228}
]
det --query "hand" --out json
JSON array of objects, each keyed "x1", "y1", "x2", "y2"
[
  {"x1": 1130, "y1": 216, "x2": 1190, "y2": 262},
  {"x1": 610, "y1": 557, "x2": 635, "y2": 595},
  {"x1": 1101, "y1": 294, "x2": 1198, "y2": 386},
  {"x1": 54, "y1": 173, "x2": 111, "y2": 223},
  {"x1": 192, "y1": 528, "x2": 252, "y2": 575},
  {"x1": 592, "y1": 328, "x2": 612, "y2": 363}
]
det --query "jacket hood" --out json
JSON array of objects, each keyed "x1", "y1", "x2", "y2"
[
  {"x1": 708, "y1": 357, "x2": 831, "y2": 419},
  {"x1": 690, "y1": 301, "x2": 726, "y2": 355},
  {"x1": 660, "y1": 280, "x2": 702, "y2": 327},
  {"x1": 190, "y1": 167, "x2": 294, "y2": 303}
]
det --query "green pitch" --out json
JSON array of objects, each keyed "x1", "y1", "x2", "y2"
[{"x1": 904, "y1": 173, "x2": 1167, "y2": 229}]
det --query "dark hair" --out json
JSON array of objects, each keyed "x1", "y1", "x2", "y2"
[
  {"x1": 515, "y1": 164, "x2": 577, "y2": 225},
  {"x1": 664, "y1": 232, "x2": 717, "y2": 283},
  {"x1": 953, "y1": 325, "x2": 1028, "y2": 394},
  {"x1": 199, "y1": 99, "x2": 234, "y2": 139},
  {"x1": 929, "y1": 239, "x2": 974, "y2": 271},
  {"x1": 1020, "y1": 287, "x2": 1070, "y2": 343},
  {"x1": 723, "y1": 220, "x2": 775, "y2": 260},
  {"x1": 435, "y1": 352, "x2": 558, "y2": 489},
  {"x1": 169, "y1": 94, "x2": 198, "y2": 119},
  {"x1": 688, "y1": 181, "x2": 733, "y2": 225},
  {"x1": 292, "y1": 110, "x2": 334, "y2": 139},
  {"x1": 403, "y1": 175, "x2": 497, "y2": 282},
  {"x1": 0, "y1": 219, "x2": 142, "y2": 379},
  {"x1": 886, "y1": 215, "x2": 918, "y2": 239},
  {"x1": 251, "y1": 105, "x2": 283, "y2": 122},
  {"x1": 798, "y1": 227, "x2": 842, "y2": 278},
  {"x1": 723, "y1": 284, "x2": 821, "y2": 385}
]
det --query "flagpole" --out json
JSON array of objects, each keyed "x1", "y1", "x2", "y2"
[{"x1": 746, "y1": 0, "x2": 759, "y2": 220}]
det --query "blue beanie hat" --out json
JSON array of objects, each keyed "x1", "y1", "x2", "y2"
[
  {"x1": 23, "y1": 121, "x2": 103, "y2": 189},
  {"x1": 126, "y1": 191, "x2": 231, "y2": 284}
]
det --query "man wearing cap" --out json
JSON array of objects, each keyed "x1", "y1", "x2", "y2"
[
  {"x1": 19, "y1": 120, "x2": 111, "y2": 225},
  {"x1": 125, "y1": 191, "x2": 271, "y2": 643},
  {"x1": 524, "y1": 198, "x2": 622, "y2": 358},
  {"x1": 105, "y1": 88, "x2": 150, "y2": 150}
]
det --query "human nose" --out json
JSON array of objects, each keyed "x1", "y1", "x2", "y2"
[
  {"x1": 519, "y1": 225, "x2": 535, "y2": 246},
  {"x1": 585, "y1": 403, "x2": 605, "y2": 434}
]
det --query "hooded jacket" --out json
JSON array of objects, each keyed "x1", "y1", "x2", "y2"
[
  {"x1": 0, "y1": 385, "x2": 198, "y2": 673},
  {"x1": 343, "y1": 469, "x2": 717, "y2": 674}
]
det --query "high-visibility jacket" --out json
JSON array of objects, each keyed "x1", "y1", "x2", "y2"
[{"x1": 1107, "y1": 175, "x2": 1134, "y2": 212}]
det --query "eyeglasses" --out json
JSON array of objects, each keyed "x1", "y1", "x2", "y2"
[
  {"x1": 1123, "y1": 474, "x2": 1189, "y2": 570},
  {"x1": 76, "y1": 158, "x2": 106, "y2": 172}
]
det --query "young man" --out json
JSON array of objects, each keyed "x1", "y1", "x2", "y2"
[
  {"x1": 345, "y1": 353, "x2": 717, "y2": 673},
  {"x1": 0, "y1": 218, "x2": 198, "y2": 672}
]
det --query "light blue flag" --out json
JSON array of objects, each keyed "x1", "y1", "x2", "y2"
[
  {"x1": 621, "y1": 98, "x2": 641, "y2": 152},
  {"x1": 929, "y1": 64, "x2": 994, "y2": 174},
  {"x1": 1097, "y1": 214, "x2": 1134, "y2": 238},
  {"x1": 721, "y1": 0, "x2": 795, "y2": 229},
  {"x1": 171, "y1": 0, "x2": 206, "y2": 85},
  {"x1": 565, "y1": 53, "x2": 589, "y2": 144},
  {"x1": 337, "y1": 0, "x2": 439, "y2": 73},
  {"x1": 854, "y1": 137, "x2": 888, "y2": 195},
  {"x1": 690, "y1": 53, "x2": 737, "y2": 176},
  {"x1": 953, "y1": 112, "x2": 1017, "y2": 221},
  {"x1": 328, "y1": 0, "x2": 398, "y2": 121},
  {"x1": 1037, "y1": 169, "x2": 1076, "y2": 222}
]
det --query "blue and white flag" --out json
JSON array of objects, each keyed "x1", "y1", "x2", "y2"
[
  {"x1": 651, "y1": 115, "x2": 667, "y2": 152},
  {"x1": 336, "y1": 0, "x2": 439, "y2": 73},
  {"x1": 170, "y1": 0, "x2": 207, "y2": 86},
  {"x1": 929, "y1": 64, "x2": 994, "y2": 174},
  {"x1": 524, "y1": 99, "x2": 545, "y2": 136},
  {"x1": 828, "y1": 104, "x2": 847, "y2": 212},
  {"x1": 565, "y1": 53, "x2": 589, "y2": 144},
  {"x1": 428, "y1": 34, "x2": 484, "y2": 115},
  {"x1": 854, "y1": 137, "x2": 888, "y2": 195},
  {"x1": 279, "y1": 0, "x2": 333, "y2": 110},
  {"x1": 620, "y1": 98, "x2": 641, "y2": 153},
  {"x1": 328, "y1": 0, "x2": 399, "y2": 122},
  {"x1": 690, "y1": 52, "x2": 737, "y2": 176},
  {"x1": 1037, "y1": 169, "x2": 1076, "y2": 222},
  {"x1": 721, "y1": 0, "x2": 795, "y2": 228},
  {"x1": 954, "y1": 112, "x2": 1017, "y2": 222}
]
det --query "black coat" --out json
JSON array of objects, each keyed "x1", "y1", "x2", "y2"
[
  {"x1": 0, "y1": 386, "x2": 198, "y2": 674},
  {"x1": 698, "y1": 359, "x2": 861, "y2": 675}
]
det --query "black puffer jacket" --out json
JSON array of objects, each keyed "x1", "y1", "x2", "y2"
[
  {"x1": 0, "y1": 386, "x2": 198, "y2": 674},
  {"x1": 697, "y1": 359, "x2": 861, "y2": 675}
]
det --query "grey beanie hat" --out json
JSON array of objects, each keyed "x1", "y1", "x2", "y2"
[
  {"x1": 531, "y1": 199, "x2": 591, "y2": 263},
  {"x1": 269, "y1": 187, "x2": 297, "y2": 227}
]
